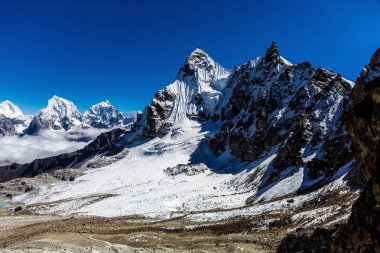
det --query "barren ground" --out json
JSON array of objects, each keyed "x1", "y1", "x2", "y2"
[{"x1": 0, "y1": 204, "x2": 284, "y2": 253}]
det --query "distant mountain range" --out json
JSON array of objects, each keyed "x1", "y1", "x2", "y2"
[{"x1": 0, "y1": 96, "x2": 138, "y2": 136}]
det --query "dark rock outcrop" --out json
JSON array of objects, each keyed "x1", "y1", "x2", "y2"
[
  {"x1": 277, "y1": 48, "x2": 380, "y2": 253},
  {"x1": 332, "y1": 48, "x2": 380, "y2": 252},
  {"x1": 210, "y1": 42, "x2": 353, "y2": 191},
  {"x1": 131, "y1": 89, "x2": 176, "y2": 139},
  {"x1": 0, "y1": 128, "x2": 126, "y2": 183},
  {"x1": 0, "y1": 117, "x2": 16, "y2": 136}
]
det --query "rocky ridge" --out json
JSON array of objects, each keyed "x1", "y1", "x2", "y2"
[
  {"x1": 277, "y1": 48, "x2": 380, "y2": 253},
  {"x1": 210, "y1": 42, "x2": 354, "y2": 197}
]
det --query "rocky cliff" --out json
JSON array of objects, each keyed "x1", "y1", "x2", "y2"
[
  {"x1": 210, "y1": 42, "x2": 353, "y2": 194},
  {"x1": 277, "y1": 48, "x2": 380, "y2": 253},
  {"x1": 0, "y1": 117, "x2": 16, "y2": 136},
  {"x1": 333, "y1": 48, "x2": 380, "y2": 252}
]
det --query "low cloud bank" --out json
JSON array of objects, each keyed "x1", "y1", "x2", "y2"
[{"x1": 0, "y1": 128, "x2": 106, "y2": 165}]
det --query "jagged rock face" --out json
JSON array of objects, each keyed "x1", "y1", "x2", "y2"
[
  {"x1": 131, "y1": 48, "x2": 230, "y2": 139},
  {"x1": 210, "y1": 42, "x2": 353, "y2": 187},
  {"x1": 132, "y1": 89, "x2": 176, "y2": 138},
  {"x1": 0, "y1": 117, "x2": 16, "y2": 136},
  {"x1": 25, "y1": 95, "x2": 82, "y2": 134},
  {"x1": 81, "y1": 100, "x2": 124, "y2": 128},
  {"x1": 276, "y1": 48, "x2": 380, "y2": 253},
  {"x1": 333, "y1": 48, "x2": 380, "y2": 252}
]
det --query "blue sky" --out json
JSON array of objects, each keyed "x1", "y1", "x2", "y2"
[{"x1": 0, "y1": 0, "x2": 379, "y2": 114}]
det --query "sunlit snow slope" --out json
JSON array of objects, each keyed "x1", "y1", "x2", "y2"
[{"x1": 15, "y1": 118, "x2": 351, "y2": 221}]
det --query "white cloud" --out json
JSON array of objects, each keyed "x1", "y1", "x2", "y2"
[{"x1": 0, "y1": 128, "x2": 106, "y2": 165}]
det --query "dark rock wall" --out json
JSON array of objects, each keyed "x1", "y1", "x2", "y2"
[{"x1": 277, "y1": 48, "x2": 380, "y2": 253}]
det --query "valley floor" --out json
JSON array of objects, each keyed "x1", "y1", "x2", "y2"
[{"x1": 0, "y1": 207, "x2": 282, "y2": 253}]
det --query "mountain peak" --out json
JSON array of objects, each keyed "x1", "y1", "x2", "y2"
[
  {"x1": 0, "y1": 100, "x2": 24, "y2": 119},
  {"x1": 46, "y1": 95, "x2": 79, "y2": 111},
  {"x1": 264, "y1": 40, "x2": 280, "y2": 59},
  {"x1": 189, "y1": 47, "x2": 207, "y2": 56},
  {"x1": 362, "y1": 48, "x2": 380, "y2": 82},
  {"x1": 82, "y1": 100, "x2": 123, "y2": 128},
  {"x1": 100, "y1": 100, "x2": 112, "y2": 106},
  {"x1": 42, "y1": 95, "x2": 80, "y2": 119},
  {"x1": 49, "y1": 95, "x2": 70, "y2": 103},
  {"x1": 2, "y1": 100, "x2": 12, "y2": 104},
  {"x1": 90, "y1": 100, "x2": 113, "y2": 109},
  {"x1": 185, "y1": 47, "x2": 213, "y2": 65},
  {"x1": 179, "y1": 47, "x2": 226, "y2": 79},
  {"x1": 369, "y1": 48, "x2": 380, "y2": 70}
]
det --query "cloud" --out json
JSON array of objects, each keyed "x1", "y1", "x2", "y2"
[{"x1": 0, "y1": 128, "x2": 106, "y2": 165}]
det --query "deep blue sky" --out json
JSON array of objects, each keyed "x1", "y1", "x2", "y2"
[{"x1": 0, "y1": 0, "x2": 379, "y2": 114}]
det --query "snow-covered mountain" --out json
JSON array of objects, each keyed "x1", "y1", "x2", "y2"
[
  {"x1": 25, "y1": 96, "x2": 82, "y2": 135},
  {"x1": 124, "y1": 42, "x2": 354, "y2": 203},
  {"x1": 7, "y1": 43, "x2": 363, "y2": 230},
  {"x1": 0, "y1": 100, "x2": 25, "y2": 120},
  {"x1": 0, "y1": 100, "x2": 31, "y2": 135},
  {"x1": 122, "y1": 111, "x2": 140, "y2": 128},
  {"x1": 25, "y1": 96, "x2": 136, "y2": 135},
  {"x1": 131, "y1": 48, "x2": 231, "y2": 139},
  {"x1": 210, "y1": 41, "x2": 354, "y2": 197},
  {"x1": 129, "y1": 43, "x2": 354, "y2": 197},
  {"x1": 81, "y1": 100, "x2": 124, "y2": 129}
]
